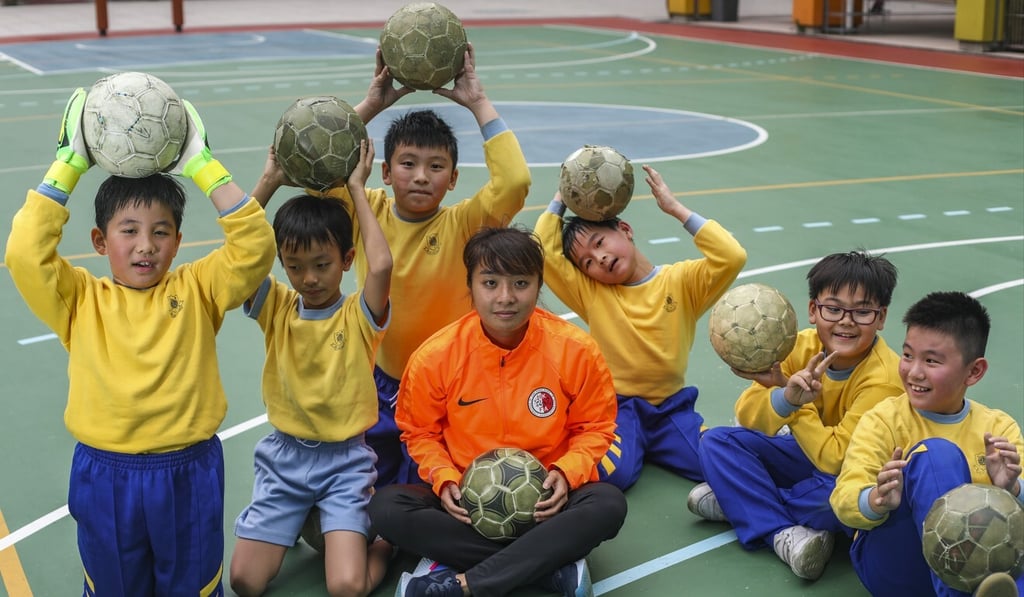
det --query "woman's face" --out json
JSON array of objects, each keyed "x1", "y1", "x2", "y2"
[{"x1": 469, "y1": 263, "x2": 540, "y2": 350}]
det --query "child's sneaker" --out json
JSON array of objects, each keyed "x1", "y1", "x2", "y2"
[
  {"x1": 772, "y1": 525, "x2": 834, "y2": 580},
  {"x1": 545, "y1": 558, "x2": 593, "y2": 597},
  {"x1": 395, "y1": 562, "x2": 462, "y2": 597},
  {"x1": 686, "y1": 482, "x2": 728, "y2": 522},
  {"x1": 974, "y1": 572, "x2": 1019, "y2": 597}
]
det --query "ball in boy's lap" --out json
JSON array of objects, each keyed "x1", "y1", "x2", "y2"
[
  {"x1": 708, "y1": 283, "x2": 798, "y2": 373},
  {"x1": 380, "y1": 2, "x2": 467, "y2": 90},
  {"x1": 459, "y1": 447, "x2": 553, "y2": 542},
  {"x1": 83, "y1": 71, "x2": 187, "y2": 178},
  {"x1": 922, "y1": 483, "x2": 1024, "y2": 593},
  {"x1": 273, "y1": 96, "x2": 368, "y2": 191},
  {"x1": 558, "y1": 145, "x2": 634, "y2": 222}
]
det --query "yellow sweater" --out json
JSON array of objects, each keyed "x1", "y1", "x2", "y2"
[{"x1": 5, "y1": 190, "x2": 275, "y2": 453}]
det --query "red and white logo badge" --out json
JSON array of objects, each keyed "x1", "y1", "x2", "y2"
[{"x1": 528, "y1": 387, "x2": 556, "y2": 418}]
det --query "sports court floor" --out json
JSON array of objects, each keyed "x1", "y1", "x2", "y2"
[{"x1": 0, "y1": 7, "x2": 1021, "y2": 597}]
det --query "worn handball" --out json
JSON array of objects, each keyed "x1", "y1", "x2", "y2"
[
  {"x1": 379, "y1": 2, "x2": 467, "y2": 90},
  {"x1": 82, "y1": 71, "x2": 187, "y2": 178},
  {"x1": 273, "y1": 96, "x2": 368, "y2": 191},
  {"x1": 708, "y1": 283, "x2": 798, "y2": 373},
  {"x1": 460, "y1": 447, "x2": 553, "y2": 542},
  {"x1": 922, "y1": 483, "x2": 1024, "y2": 593},
  {"x1": 558, "y1": 145, "x2": 634, "y2": 222}
]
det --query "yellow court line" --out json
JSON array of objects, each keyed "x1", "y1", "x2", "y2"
[
  {"x1": 0, "y1": 509, "x2": 33, "y2": 597},
  {"x1": 520, "y1": 168, "x2": 1024, "y2": 212},
  {"x1": 0, "y1": 238, "x2": 224, "y2": 269},
  {"x1": 1, "y1": 170, "x2": 1018, "y2": 253}
]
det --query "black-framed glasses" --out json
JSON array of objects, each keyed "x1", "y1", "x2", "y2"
[{"x1": 814, "y1": 301, "x2": 882, "y2": 325}]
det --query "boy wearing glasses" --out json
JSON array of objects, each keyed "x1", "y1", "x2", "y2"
[{"x1": 688, "y1": 250, "x2": 902, "y2": 582}]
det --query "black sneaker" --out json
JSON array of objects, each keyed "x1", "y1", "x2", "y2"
[
  {"x1": 397, "y1": 566, "x2": 462, "y2": 597},
  {"x1": 546, "y1": 559, "x2": 594, "y2": 597}
]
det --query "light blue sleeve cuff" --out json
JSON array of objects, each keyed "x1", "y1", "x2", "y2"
[
  {"x1": 858, "y1": 487, "x2": 886, "y2": 521},
  {"x1": 480, "y1": 117, "x2": 508, "y2": 141},
  {"x1": 359, "y1": 292, "x2": 391, "y2": 332},
  {"x1": 36, "y1": 183, "x2": 69, "y2": 206},
  {"x1": 547, "y1": 198, "x2": 566, "y2": 216},
  {"x1": 1017, "y1": 478, "x2": 1024, "y2": 504},
  {"x1": 218, "y1": 194, "x2": 250, "y2": 217},
  {"x1": 683, "y1": 212, "x2": 707, "y2": 236},
  {"x1": 244, "y1": 277, "x2": 272, "y2": 319},
  {"x1": 770, "y1": 387, "x2": 800, "y2": 418}
]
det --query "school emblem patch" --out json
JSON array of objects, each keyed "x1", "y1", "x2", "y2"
[
  {"x1": 528, "y1": 387, "x2": 556, "y2": 418},
  {"x1": 168, "y1": 295, "x2": 183, "y2": 317}
]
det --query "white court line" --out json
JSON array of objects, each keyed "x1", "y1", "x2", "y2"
[
  {"x1": 0, "y1": 414, "x2": 268, "y2": 552},
  {"x1": 17, "y1": 333, "x2": 56, "y2": 345},
  {"x1": 594, "y1": 531, "x2": 738, "y2": 595}
]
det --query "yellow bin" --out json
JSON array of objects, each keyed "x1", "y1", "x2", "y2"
[{"x1": 667, "y1": 0, "x2": 713, "y2": 17}]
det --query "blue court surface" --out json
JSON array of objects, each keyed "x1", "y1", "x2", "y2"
[{"x1": 0, "y1": 29, "x2": 378, "y2": 74}]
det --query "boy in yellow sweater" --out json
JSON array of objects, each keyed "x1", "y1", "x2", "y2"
[
  {"x1": 5, "y1": 89, "x2": 275, "y2": 595},
  {"x1": 831, "y1": 291, "x2": 1023, "y2": 597}
]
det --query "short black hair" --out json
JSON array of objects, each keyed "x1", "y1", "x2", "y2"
[
  {"x1": 94, "y1": 174, "x2": 186, "y2": 233},
  {"x1": 464, "y1": 226, "x2": 544, "y2": 287},
  {"x1": 560, "y1": 215, "x2": 623, "y2": 266},
  {"x1": 806, "y1": 249, "x2": 899, "y2": 307},
  {"x1": 383, "y1": 109, "x2": 458, "y2": 168},
  {"x1": 903, "y1": 291, "x2": 990, "y2": 363},
  {"x1": 272, "y1": 193, "x2": 353, "y2": 259}
]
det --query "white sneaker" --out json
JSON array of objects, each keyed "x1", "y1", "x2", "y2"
[
  {"x1": 772, "y1": 525, "x2": 834, "y2": 580},
  {"x1": 687, "y1": 482, "x2": 728, "y2": 522},
  {"x1": 411, "y1": 557, "x2": 439, "y2": 576},
  {"x1": 974, "y1": 573, "x2": 1020, "y2": 597}
]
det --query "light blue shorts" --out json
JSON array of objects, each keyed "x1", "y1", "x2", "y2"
[{"x1": 234, "y1": 430, "x2": 377, "y2": 546}]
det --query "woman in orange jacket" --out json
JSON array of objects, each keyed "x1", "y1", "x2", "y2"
[{"x1": 369, "y1": 226, "x2": 627, "y2": 597}]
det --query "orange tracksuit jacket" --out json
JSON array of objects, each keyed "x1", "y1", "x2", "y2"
[{"x1": 396, "y1": 308, "x2": 618, "y2": 495}]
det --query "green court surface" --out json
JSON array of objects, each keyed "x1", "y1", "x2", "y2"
[{"x1": 0, "y1": 17, "x2": 1021, "y2": 597}]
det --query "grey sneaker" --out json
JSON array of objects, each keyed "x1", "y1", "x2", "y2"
[
  {"x1": 772, "y1": 525, "x2": 834, "y2": 580},
  {"x1": 974, "y1": 573, "x2": 1020, "y2": 597},
  {"x1": 687, "y1": 482, "x2": 728, "y2": 522}
]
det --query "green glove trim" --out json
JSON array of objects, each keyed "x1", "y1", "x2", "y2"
[
  {"x1": 192, "y1": 159, "x2": 232, "y2": 197},
  {"x1": 54, "y1": 88, "x2": 90, "y2": 174},
  {"x1": 43, "y1": 160, "x2": 82, "y2": 195}
]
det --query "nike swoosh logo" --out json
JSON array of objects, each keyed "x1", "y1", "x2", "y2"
[{"x1": 457, "y1": 397, "x2": 489, "y2": 406}]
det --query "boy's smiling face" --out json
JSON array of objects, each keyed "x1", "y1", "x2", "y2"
[
  {"x1": 808, "y1": 285, "x2": 887, "y2": 370},
  {"x1": 899, "y1": 325, "x2": 987, "y2": 414},
  {"x1": 91, "y1": 201, "x2": 182, "y2": 289}
]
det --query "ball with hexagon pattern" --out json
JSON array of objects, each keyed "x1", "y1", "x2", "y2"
[
  {"x1": 82, "y1": 71, "x2": 187, "y2": 178},
  {"x1": 460, "y1": 447, "x2": 553, "y2": 543},
  {"x1": 708, "y1": 283, "x2": 799, "y2": 374},
  {"x1": 922, "y1": 483, "x2": 1024, "y2": 593},
  {"x1": 558, "y1": 145, "x2": 635, "y2": 222},
  {"x1": 380, "y1": 2, "x2": 467, "y2": 90},
  {"x1": 273, "y1": 96, "x2": 367, "y2": 191}
]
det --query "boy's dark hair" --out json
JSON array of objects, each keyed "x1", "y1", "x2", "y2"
[
  {"x1": 903, "y1": 291, "x2": 990, "y2": 362},
  {"x1": 806, "y1": 250, "x2": 898, "y2": 307},
  {"x1": 94, "y1": 174, "x2": 186, "y2": 233},
  {"x1": 272, "y1": 194, "x2": 353, "y2": 259},
  {"x1": 464, "y1": 226, "x2": 544, "y2": 287},
  {"x1": 383, "y1": 109, "x2": 458, "y2": 168},
  {"x1": 561, "y1": 215, "x2": 623, "y2": 265}
]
